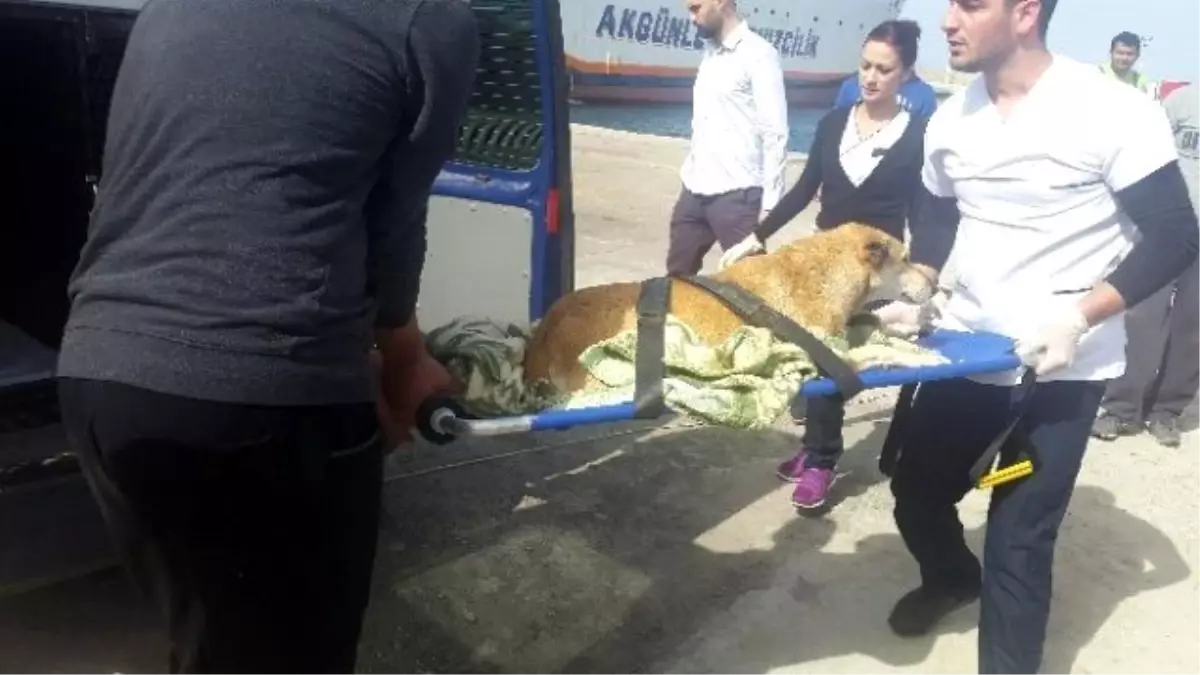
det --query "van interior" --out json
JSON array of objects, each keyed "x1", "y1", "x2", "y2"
[
  {"x1": 0, "y1": 0, "x2": 546, "y2": 398},
  {"x1": 0, "y1": 0, "x2": 566, "y2": 594},
  {"x1": 0, "y1": 3, "x2": 134, "y2": 433},
  {"x1": 0, "y1": 3, "x2": 138, "y2": 593}
]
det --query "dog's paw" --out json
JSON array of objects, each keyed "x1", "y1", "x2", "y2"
[
  {"x1": 845, "y1": 313, "x2": 884, "y2": 346},
  {"x1": 876, "y1": 324, "x2": 923, "y2": 340}
]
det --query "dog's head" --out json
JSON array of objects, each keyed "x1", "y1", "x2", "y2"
[{"x1": 843, "y1": 224, "x2": 936, "y2": 307}]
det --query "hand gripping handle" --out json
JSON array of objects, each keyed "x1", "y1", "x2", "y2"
[{"x1": 415, "y1": 395, "x2": 470, "y2": 445}]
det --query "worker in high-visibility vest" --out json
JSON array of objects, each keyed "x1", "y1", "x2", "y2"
[{"x1": 1099, "y1": 31, "x2": 1155, "y2": 96}]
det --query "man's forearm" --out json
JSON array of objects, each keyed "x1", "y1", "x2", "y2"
[
  {"x1": 1098, "y1": 160, "x2": 1200, "y2": 323},
  {"x1": 375, "y1": 315, "x2": 426, "y2": 364},
  {"x1": 761, "y1": 138, "x2": 788, "y2": 214},
  {"x1": 759, "y1": 114, "x2": 788, "y2": 213},
  {"x1": 368, "y1": 0, "x2": 479, "y2": 328},
  {"x1": 908, "y1": 187, "x2": 960, "y2": 276},
  {"x1": 369, "y1": 196, "x2": 429, "y2": 329},
  {"x1": 752, "y1": 54, "x2": 790, "y2": 214},
  {"x1": 756, "y1": 155, "x2": 819, "y2": 241},
  {"x1": 1076, "y1": 282, "x2": 1128, "y2": 327}
]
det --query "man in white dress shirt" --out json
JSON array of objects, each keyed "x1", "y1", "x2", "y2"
[{"x1": 666, "y1": 0, "x2": 789, "y2": 275}]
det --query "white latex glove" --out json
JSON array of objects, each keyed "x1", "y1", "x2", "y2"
[
  {"x1": 718, "y1": 234, "x2": 765, "y2": 271},
  {"x1": 930, "y1": 287, "x2": 951, "y2": 315},
  {"x1": 1014, "y1": 306, "x2": 1091, "y2": 376},
  {"x1": 872, "y1": 298, "x2": 941, "y2": 338}
]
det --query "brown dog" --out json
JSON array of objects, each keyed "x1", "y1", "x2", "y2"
[{"x1": 523, "y1": 222, "x2": 937, "y2": 395}]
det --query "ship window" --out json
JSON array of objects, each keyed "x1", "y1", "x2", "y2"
[{"x1": 454, "y1": 0, "x2": 545, "y2": 171}]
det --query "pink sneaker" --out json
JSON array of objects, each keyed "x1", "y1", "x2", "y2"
[
  {"x1": 776, "y1": 451, "x2": 808, "y2": 483},
  {"x1": 791, "y1": 466, "x2": 837, "y2": 509}
]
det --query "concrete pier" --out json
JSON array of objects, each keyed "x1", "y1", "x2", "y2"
[
  {"x1": 568, "y1": 124, "x2": 816, "y2": 287},
  {"x1": 1, "y1": 124, "x2": 1196, "y2": 675}
]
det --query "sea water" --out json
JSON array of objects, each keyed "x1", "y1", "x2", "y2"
[{"x1": 568, "y1": 102, "x2": 826, "y2": 153}]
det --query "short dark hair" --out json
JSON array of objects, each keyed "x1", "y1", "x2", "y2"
[
  {"x1": 865, "y1": 19, "x2": 921, "y2": 69},
  {"x1": 1111, "y1": 31, "x2": 1142, "y2": 52},
  {"x1": 1009, "y1": 0, "x2": 1057, "y2": 38},
  {"x1": 1038, "y1": 0, "x2": 1057, "y2": 37}
]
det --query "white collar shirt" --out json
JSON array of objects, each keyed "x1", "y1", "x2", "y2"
[
  {"x1": 680, "y1": 19, "x2": 790, "y2": 215},
  {"x1": 839, "y1": 106, "x2": 912, "y2": 187},
  {"x1": 924, "y1": 55, "x2": 1179, "y2": 384}
]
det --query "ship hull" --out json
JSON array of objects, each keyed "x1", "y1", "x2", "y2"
[
  {"x1": 562, "y1": 0, "x2": 906, "y2": 108},
  {"x1": 568, "y1": 79, "x2": 845, "y2": 106},
  {"x1": 567, "y1": 70, "x2": 845, "y2": 107}
]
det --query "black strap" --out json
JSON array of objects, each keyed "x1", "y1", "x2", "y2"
[
  {"x1": 678, "y1": 275, "x2": 865, "y2": 398},
  {"x1": 880, "y1": 368, "x2": 1038, "y2": 484},
  {"x1": 967, "y1": 368, "x2": 1039, "y2": 484},
  {"x1": 877, "y1": 382, "x2": 917, "y2": 477},
  {"x1": 633, "y1": 277, "x2": 670, "y2": 418}
]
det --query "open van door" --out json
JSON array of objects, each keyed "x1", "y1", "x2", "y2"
[
  {"x1": 0, "y1": 0, "x2": 142, "y2": 595},
  {"x1": 419, "y1": 0, "x2": 575, "y2": 329},
  {"x1": 0, "y1": 0, "x2": 574, "y2": 593}
]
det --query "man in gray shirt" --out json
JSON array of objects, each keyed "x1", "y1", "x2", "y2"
[
  {"x1": 55, "y1": 0, "x2": 478, "y2": 671},
  {"x1": 1093, "y1": 83, "x2": 1199, "y2": 446}
]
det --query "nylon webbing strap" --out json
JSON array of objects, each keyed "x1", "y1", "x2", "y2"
[
  {"x1": 633, "y1": 277, "x2": 670, "y2": 419},
  {"x1": 879, "y1": 368, "x2": 1038, "y2": 484},
  {"x1": 679, "y1": 275, "x2": 865, "y2": 398},
  {"x1": 968, "y1": 368, "x2": 1038, "y2": 485},
  {"x1": 877, "y1": 382, "x2": 918, "y2": 477}
]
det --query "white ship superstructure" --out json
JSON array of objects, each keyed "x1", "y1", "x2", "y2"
[{"x1": 562, "y1": 0, "x2": 906, "y2": 105}]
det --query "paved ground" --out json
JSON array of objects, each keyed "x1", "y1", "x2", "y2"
[{"x1": 2, "y1": 125, "x2": 1197, "y2": 674}]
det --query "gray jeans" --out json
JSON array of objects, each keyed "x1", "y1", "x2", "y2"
[
  {"x1": 1102, "y1": 259, "x2": 1199, "y2": 423},
  {"x1": 665, "y1": 186, "x2": 762, "y2": 275}
]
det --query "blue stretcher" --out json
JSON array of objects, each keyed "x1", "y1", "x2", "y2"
[{"x1": 418, "y1": 328, "x2": 1024, "y2": 442}]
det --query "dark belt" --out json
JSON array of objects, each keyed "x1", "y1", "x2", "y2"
[
  {"x1": 879, "y1": 367, "x2": 1039, "y2": 488},
  {"x1": 632, "y1": 274, "x2": 864, "y2": 418},
  {"x1": 634, "y1": 277, "x2": 671, "y2": 419}
]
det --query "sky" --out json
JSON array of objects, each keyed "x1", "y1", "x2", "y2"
[{"x1": 900, "y1": 0, "x2": 1200, "y2": 83}]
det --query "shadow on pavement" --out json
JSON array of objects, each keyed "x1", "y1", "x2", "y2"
[
  {"x1": 0, "y1": 411, "x2": 1188, "y2": 673},
  {"x1": 356, "y1": 417, "x2": 1189, "y2": 674},
  {"x1": 659, "y1": 483, "x2": 1190, "y2": 674}
]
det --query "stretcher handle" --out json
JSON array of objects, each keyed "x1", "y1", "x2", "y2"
[
  {"x1": 415, "y1": 396, "x2": 471, "y2": 445},
  {"x1": 414, "y1": 397, "x2": 644, "y2": 442}
]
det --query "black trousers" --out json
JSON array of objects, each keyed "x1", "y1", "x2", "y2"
[
  {"x1": 58, "y1": 378, "x2": 384, "y2": 674},
  {"x1": 791, "y1": 284, "x2": 897, "y2": 469},
  {"x1": 799, "y1": 394, "x2": 845, "y2": 469},
  {"x1": 1102, "y1": 259, "x2": 1199, "y2": 423},
  {"x1": 889, "y1": 376, "x2": 1105, "y2": 674},
  {"x1": 666, "y1": 186, "x2": 763, "y2": 275}
]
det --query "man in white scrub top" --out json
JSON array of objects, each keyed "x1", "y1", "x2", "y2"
[{"x1": 882, "y1": 1, "x2": 1200, "y2": 673}]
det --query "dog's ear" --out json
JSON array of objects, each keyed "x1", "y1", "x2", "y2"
[{"x1": 864, "y1": 240, "x2": 890, "y2": 268}]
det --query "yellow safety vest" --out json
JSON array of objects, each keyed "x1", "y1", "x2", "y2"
[{"x1": 1099, "y1": 62, "x2": 1153, "y2": 95}]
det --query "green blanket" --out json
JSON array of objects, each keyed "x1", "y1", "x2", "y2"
[{"x1": 424, "y1": 314, "x2": 946, "y2": 430}]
